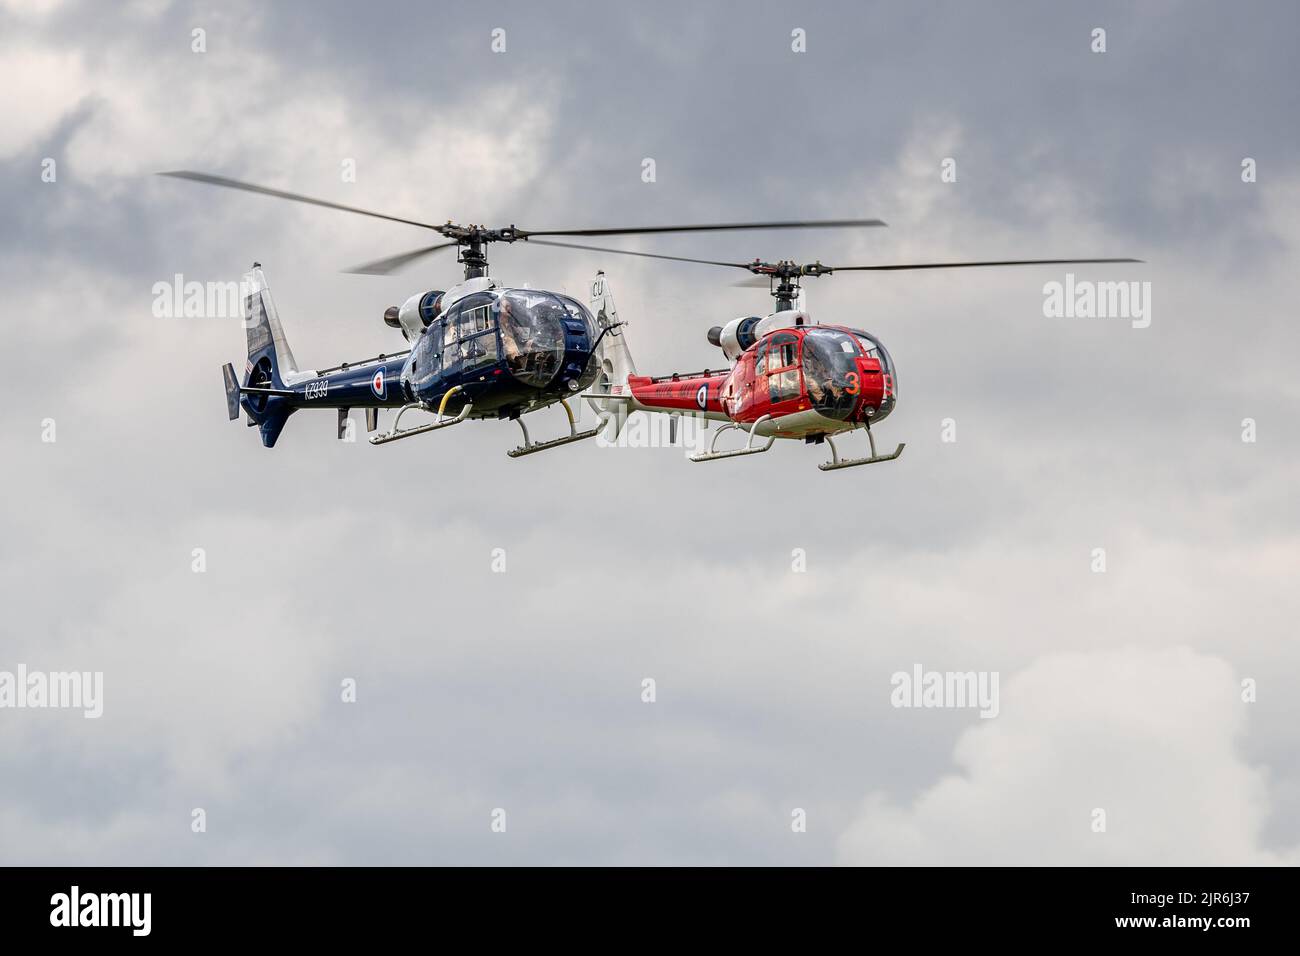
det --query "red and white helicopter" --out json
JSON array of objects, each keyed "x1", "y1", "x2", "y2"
[{"x1": 578, "y1": 251, "x2": 1139, "y2": 471}]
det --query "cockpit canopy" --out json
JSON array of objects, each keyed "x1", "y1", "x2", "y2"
[
  {"x1": 405, "y1": 288, "x2": 597, "y2": 394},
  {"x1": 740, "y1": 325, "x2": 894, "y2": 423},
  {"x1": 799, "y1": 327, "x2": 866, "y2": 420},
  {"x1": 497, "y1": 289, "x2": 593, "y2": 387}
]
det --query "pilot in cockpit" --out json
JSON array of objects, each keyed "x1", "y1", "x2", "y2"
[
  {"x1": 804, "y1": 348, "x2": 829, "y2": 404},
  {"x1": 502, "y1": 296, "x2": 542, "y2": 375},
  {"x1": 499, "y1": 297, "x2": 523, "y2": 368}
]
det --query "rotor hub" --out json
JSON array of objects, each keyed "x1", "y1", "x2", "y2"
[{"x1": 744, "y1": 260, "x2": 833, "y2": 309}]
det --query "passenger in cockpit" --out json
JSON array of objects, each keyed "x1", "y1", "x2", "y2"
[
  {"x1": 498, "y1": 290, "x2": 567, "y2": 387},
  {"x1": 516, "y1": 320, "x2": 540, "y2": 375},
  {"x1": 803, "y1": 345, "x2": 829, "y2": 404},
  {"x1": 499, "y1": 297, "x2": 523, "y2": 367}
]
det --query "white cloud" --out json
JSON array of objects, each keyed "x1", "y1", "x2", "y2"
[
  {"x1": 0, "y1": 46, "x2": 89, "y2": 159},
  {"x1": 0, "y1": 0, "x2": 68, "y2": 18},
  {"x1": 837, "y1": 645, "x2": 1297, "y2": 865},
  {"x1": 2, "y1": 1, "x2": 1299, "y2": 866}
]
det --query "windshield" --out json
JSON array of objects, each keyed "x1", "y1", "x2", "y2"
[
  {"x1": 801, "y1": 328, "x2": 862, "y2": 420},
  {"x1": 556, "y1": 295, "x2": 597, "y2": 338},
  {"x1": 497, "y1": 290, "x2": 567, "y2": 388}
]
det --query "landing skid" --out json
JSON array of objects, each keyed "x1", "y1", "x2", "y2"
[
  {"x1": 370, "y1": 387, "x2": 472, "y2": 445},
  {"x1": 818, "y1": 425, "x2": 905, "y2": 471},
  {"x1": 689, "y1": 414, "x2": 775, "y2": 463},
  {"x1": 507, "y1": 399, "x2": 600, "y2": 458}
]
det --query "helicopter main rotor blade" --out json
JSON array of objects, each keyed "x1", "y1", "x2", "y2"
[
  {"x1": 829, "y1": 257, "x2": 1142, "y2": 272},
  {"x1": 343, "y1": 242, "x2": 460, "y2": 276},
  {"x1": 157, "y1": 171, "x2": 449, "y2": 232},
  {"x1": 524, "y1": 218, "x2": 887, "y2": 238},
  {"x1": 526, "y1": 238, "x2": 753, "y2": 269}
]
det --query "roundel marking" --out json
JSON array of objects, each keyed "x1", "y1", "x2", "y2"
[
  {"x1": 371, "y1": 367, "x2": 386, "y2": 399},
  {"x1": 695, "y1": 382, "x2": 708, "y2": 410}
]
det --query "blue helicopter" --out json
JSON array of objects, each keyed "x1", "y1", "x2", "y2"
[{"x1": 162, "y1": 171, "x2": 884, "y2": 455}]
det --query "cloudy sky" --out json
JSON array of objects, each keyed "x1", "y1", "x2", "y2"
[{"x1": 1, "y1": 0, "x2": 1297, "y2": 865}]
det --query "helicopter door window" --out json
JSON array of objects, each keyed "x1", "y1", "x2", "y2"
[
  {"x1": 441, "y1": 313, "x2": 463, "y2": 370},
  {"x1": 460, "y1": 305, "x2": 491, "y2": 338},
  {"x1": 455, "y1": 311, "x2": 476, "y2": 359},
  {"x1": 411, "y1": 328, "x2": 440, "y2": 387},
  {"x1": 442, "y1": 294, "x2": 495, "y2": 367},
  {"x1": 772, "y1": 369, "x2": 801, "y2": 404},
  {"x1": 767, "y1": 334, "x2": 797, "y2": 362},
  {"x1": 766, "y1": 333, "x2": 801, "y2": 404},
  {"x1": 462, "y1": 330, "x2": 499, "y2": 370}
]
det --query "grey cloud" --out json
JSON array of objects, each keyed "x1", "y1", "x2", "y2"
[{"x1": 1, "y1": 0, "x2": 1297, "y2": 865}]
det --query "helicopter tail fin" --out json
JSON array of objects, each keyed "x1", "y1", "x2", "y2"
[
  {"x1": 236, "y1": 264, "x2": 303, "y2": 447},
  {"x1": 585, "y1": 271, "x2": 638, "y2": 440},
  {"x1": 243, "y1": 264, "x2": 301, "y2": 386}
]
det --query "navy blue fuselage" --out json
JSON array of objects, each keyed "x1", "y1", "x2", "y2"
[{"x1": 240, "y1": 286, "x2": 601, "y2": 447}]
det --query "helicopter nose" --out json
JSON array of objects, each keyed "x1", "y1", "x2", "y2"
[{"x1": 855, "y1": 356, "x2": 887, "y2": 413}]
